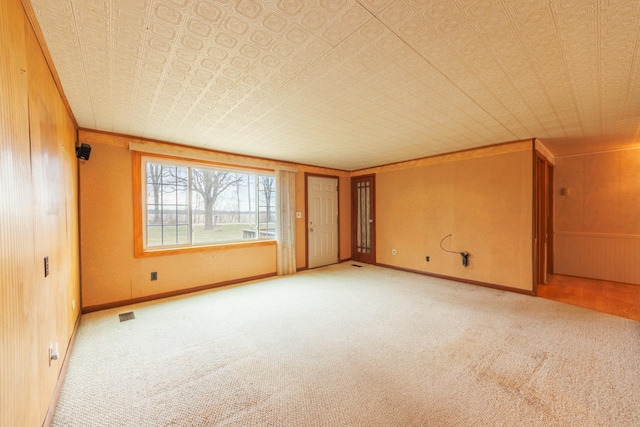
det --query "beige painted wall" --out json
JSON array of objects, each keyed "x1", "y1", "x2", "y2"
[
  {"x1": 79, "y1": 137, "x2": 351, "y2": 308},
  {"x1": 554, "y1": 148, "x2": 640, "y2": 284},
  {"x1": 371, "y1": 144, "x2": 534, "y2": 291},
  {"x1": 1, "y1": 0, "x2": 80, "y2": 425}
]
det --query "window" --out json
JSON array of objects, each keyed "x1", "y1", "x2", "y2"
[{"x1": 138, "y1": 155, "x2": 276, "y2": 253}]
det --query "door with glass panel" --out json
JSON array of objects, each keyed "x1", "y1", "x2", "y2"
[{"x1": 351, "y1": 175, "x2": 375, "y2": 264}]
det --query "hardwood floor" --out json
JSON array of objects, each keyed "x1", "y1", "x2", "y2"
[{"x1": 537, "y1": 274, "x2": 640, "y2": 321}]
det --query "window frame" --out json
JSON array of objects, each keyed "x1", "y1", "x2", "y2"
[{"x1": 132, "y1": 151, "x2": 277, "y2": 258}]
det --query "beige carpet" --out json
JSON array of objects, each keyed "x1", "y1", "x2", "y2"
[{"x1": 53, "y1": 263, "x2": 640, "y2": 426}]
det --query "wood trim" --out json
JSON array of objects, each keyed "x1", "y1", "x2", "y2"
[
  {"x1": 132, "y1": 151, "x2": 143, "y2": 257},
  {"x1": 351, "y1": 139, "x2": 532, "y2": 175},
  {"x1": 42, "y1": 313, "x2": 81, "y2": 427},
  {"x1": 78, "y1": 128, "x2": 129, "y2": 147},
  {"x1": 304, "y1": 172, "x2": 341, "y2": 269},
  {"x1": 137, "y1": 151, "x2": 275, "y2": 173},
  {"x1": 376, "y1": 263, "x2": 536, "y2": 296},
  {"x1": 130, "y1": 140, "x2": 297, "y2": 173},
  {"x1": 79, "y1": 130, "x2": 541, "y2": 176},
  {"x1": 298, "y1": 258, "x2": 353, "y2": 272},
  {"x1": 304, "y1": 173, "x2": 309, "y2": 271},
  {"x1": 532, "y1": 139, "x2": 538, "y2": 294},
  {"x1": 533, "y1": 145, "x2": 554, "y2": 293},
  {"x1": 77, "y1": 144, "x2": 84, "y2": 313},
  {"x1": 296, "y1": 257, "x2": 351, "y2": 272},
  {"x1": 554, "y1": 145, "x2": 640, "y2": 159},
  {"x1": 534, "y1": 138, "x2": 555, "y2": 165},
  {"x1": 79, "y1": 128, "x2": 351, "y2": 173},
  {"x1": 555, "y1": 231, "x2": 640, "y2": 239},
  {"x1": 136, "y1": 240, "x2": 277, "y2": 258},
  {"x1": 546, "y1": 272, "x2": 640, "y2": 286},
  {"x1": 20, "y1": 0, "x2": 78, "y2": 129},
  {"x1": 548, "y1": 162, "x2": 554, "y2": 275},
  {"x1": 82, "y1": 272, "x2": 277, "y2": 313}
]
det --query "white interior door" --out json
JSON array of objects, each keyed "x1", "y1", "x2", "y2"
[{"x1": 307, "y1": 176, "x2": 338, "y2": 269}]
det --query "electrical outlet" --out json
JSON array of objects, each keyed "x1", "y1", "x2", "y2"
[
  {"x1": 151, "y1": 272, "x2": 157, "y2": 281},
  {"x1": 392, "y1": 249, "x2": 396, "y2": 255},
  {"x1": 426, "y1": 256, "x2": 430, "y2": 262},
  {"x1": 49, "y1": 343, "x2": 59, "y2": 366}
]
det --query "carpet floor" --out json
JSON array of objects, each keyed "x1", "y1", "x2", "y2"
[{"x1": 52, "y1": 263, "x2": 640, "y2": 426}]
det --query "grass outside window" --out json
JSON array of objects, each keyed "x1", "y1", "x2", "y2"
[{"x1": 133, "y1": 152, "x2": 277, "y2": 256}]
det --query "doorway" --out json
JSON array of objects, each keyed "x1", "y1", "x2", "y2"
[
  {"x1": 351, "y1": 174, "x2": 375, "y2": 264},
  {"x1": 534, "y1": 154, "x2": 554, "y2": 291},
  {"x1": 306, "y1": 174, "x2": 339, "y2": 269}
]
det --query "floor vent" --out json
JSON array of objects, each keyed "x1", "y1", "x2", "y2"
[
  {"x1": 351, "y1": 264, "x2": 363, "y2": 268},
  {"x1": 119, "y1": 312, "x2": 135, "y2": 322}
]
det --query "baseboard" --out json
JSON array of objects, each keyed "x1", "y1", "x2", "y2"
[
  {"x1": 375, "y1": 262, "x2": 536, "y2": 296},
  {"x1": 82, "y1": 272, "x2": 277, "y2": 313},
  {"x1": 297, "y1": 258, "x2": 352, "y2": 272},
  {"x1": 43, "y1": 312, "x2": 81, "y2": 427},
  {"x1": 549, "y1": 272, "x2": 640, "y2": 287}
]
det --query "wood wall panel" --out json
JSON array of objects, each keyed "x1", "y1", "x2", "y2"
[
  {"x1": 0, "y1": 2, "x2": 39, "y2": 426},
  {"x1": 555, "y1": 233, "x2": 640, "y2": 285},
  {"x1": 25, "y1": 20, "x2": 79, "y2": 420},
  {"x1": 554, "y1": 149, "x2": 640, "y2": 284},
  {"x1": 1, "y1": 0, "x2": 80, "y2": 425}
]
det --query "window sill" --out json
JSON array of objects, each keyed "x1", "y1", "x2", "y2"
[{"x1": 134, "y1": 239, "x2": 276, "y2": 258}]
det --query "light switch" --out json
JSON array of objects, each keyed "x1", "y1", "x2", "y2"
[{"x1": 296, "y1": 212, "x2": 302, "y2": 218}]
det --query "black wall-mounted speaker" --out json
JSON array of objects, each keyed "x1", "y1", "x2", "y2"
[{"x1": 76, "y1": 143, "x2": 91, "y2": 161}]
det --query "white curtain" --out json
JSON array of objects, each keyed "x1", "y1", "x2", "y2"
[{"x1": 276, "y1": 169, "x2": 296, "y2": 276}]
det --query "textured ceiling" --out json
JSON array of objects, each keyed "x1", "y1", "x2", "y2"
[{"x1": 30, "y1": 0, "x2": 640, "y2": 170}]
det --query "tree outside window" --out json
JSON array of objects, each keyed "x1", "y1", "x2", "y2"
[{"x1": 143, "y1": 159, "x2": 276, "y2": 249}]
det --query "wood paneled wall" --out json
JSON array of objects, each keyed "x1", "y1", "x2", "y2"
[
  {"x1": 554, "y1": 148, "x2": 640, "y2": 284},
  {"x1": 1, "y1": 0, "x2": 80, "y2": 425},
  {"x1": 555, "y1": 232, "x2": 640, "y2": 284}
]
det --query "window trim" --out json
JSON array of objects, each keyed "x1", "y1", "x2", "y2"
[{"x1": 132, "y1": 151, "x2": 277, "y2": 258}]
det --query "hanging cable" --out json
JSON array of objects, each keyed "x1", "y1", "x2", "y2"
[
  {"x1": 439, "y1": 234, "x2": 457, "y2": 253},
  {"x1": 439, "y1": 234, "x2": 469, "y2": 267}
]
